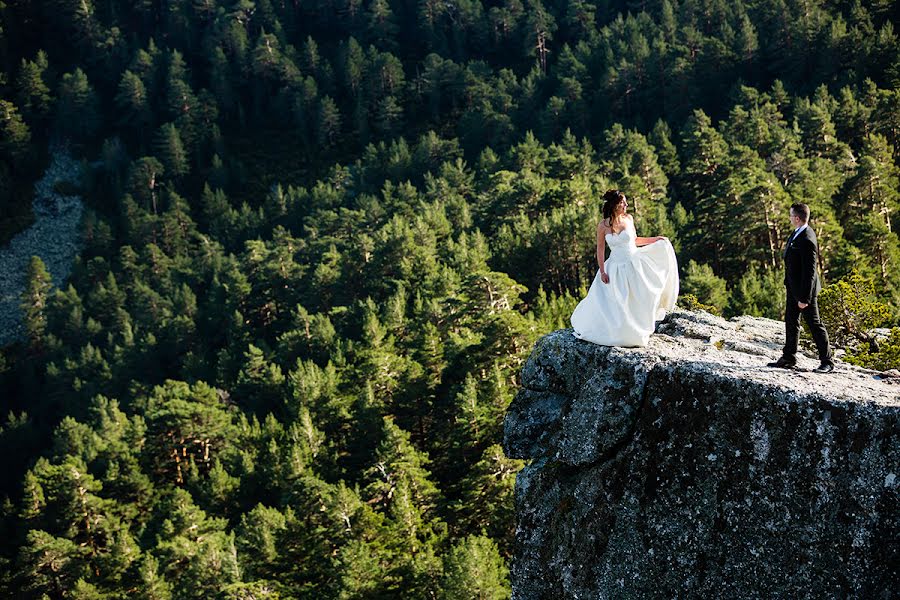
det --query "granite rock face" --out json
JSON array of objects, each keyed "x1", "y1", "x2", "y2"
[{"x1": 504, "y1": 310, "x2": 900, "y2": 599}]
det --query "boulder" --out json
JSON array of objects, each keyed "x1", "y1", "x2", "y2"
[{"x1": 504, "y1": 310, "x2": 900, "y2": 598}]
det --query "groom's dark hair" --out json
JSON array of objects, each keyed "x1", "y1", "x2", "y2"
[{"x1": 790, "y1": 203, "x2": 810, "y2": 222}]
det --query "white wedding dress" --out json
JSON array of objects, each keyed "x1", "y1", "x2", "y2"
[{"x1": 570, "y1": 217, "x2": 679, "y2": 347}]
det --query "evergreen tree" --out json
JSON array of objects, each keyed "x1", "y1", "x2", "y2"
[
  {"x1": 679, "y1": 109, "x2": 732, "y2": 271},
  {"x1": 317, "y1": 95, "x2": 342, "y2": 148},
  {"x1": 727, "y1": 265, "x2": 785, "y2": 319},
  {"x1": 55, "y1": 68, "x2": 100, "y2": 142},
  {"x1": 22, "y1": 256, "x2": 53, "y2": 352},
  {"x1": 126, "y1": 158, "x2": 165, "y2": 214},
  {"x1": 115, "y1": 70, "x2": 152, "y2": 141},
  {"x1": 18, "y1": 530, "x2": 87, "y2": 596},
  {"x1": 819, "y1": 270, "x2": 892, "y2": 350},
  {"x1": 845, "y1": 133, "x2": 899, "y2": 233},
  {"x1": 367, "y1": 0, "x2": 399, "y2": 49},
  {"x1": 150, "y1": 488, "x2": 240, "y2": 598},
  {"x1": 440, "y1": 534, "x2": 509, "y2": 600},
  {"x1": 143, "y1": 380, "x2": 234, "y2": 485},
  {"x1": 0, "y1": 99, "x2": 31, "y2": 165},
  {"x1": 452, "y1": 443, "x2": 522, "y2": 552},
  {"x1": 681, "y1": 260, "x2": 729, "y2": 313},
  {"x1": 235, "y1": 344, "x2": 286, "y2": 416},
  {"x1": 135, "y1": 555, "x2": 174, "y2": 600},
  {"x1": 154, "y1": 122, "x2": 189, "y2": 179},
  {"x1": 235, "y1": 503, "x2": 288, "y2": 581},
  {"x1": 15, "y1": 51, "x2": 53, "y2": 125}
]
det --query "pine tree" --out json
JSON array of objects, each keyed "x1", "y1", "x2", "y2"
[
  {"x1": 235, "y1": 344, "x2": 286, "y2": 416},
  {"x1": 143, "y1": 380, "x2": 234, "y2": 484},
  {"x1": 819, "y1": 270, "x2": 892, "y2": 350},
  {"x1": 367, "y1": 0, "x2": 399, "y2": 49},
  {"x1": 727, "y1": 265, "x2": 785, "y2": 319},
  {"x1": 22, "y1": 256, "x2": 53, "y2": 352},
  {"x1": 150, "y1": 488, "x2": 240, "y2": 597},
  {"x1": 17, "y1": 530, "x2": 87, "y2": 596},
  {"x1": 154, "y1": 122, "x2": 189, "y2": 179},
  {"x1": 601, "y1": 124, "x2": 668, "y2": 225},
  {"x1": 679, "y1": 109, "x2": 732, "y2": 271},
  {"x1": 522, "y1": 0, "x2": 556, "y2": 74},
  {"x1": 439, "y1": 534, "x2": 510, "y2": 599},
  {"x1": 235, "y1": 503, "x2": 287, "y2": 581},
  {"x1": 845, "y1": 133, "x2": 899, "y2": 233},
  {"x1": 317, "y1": 95, "x2": 342, "y2": 148},
  {"x1": 115, "y1": 70, "x2": 151, "y2": 140},
  {"x1": 0, "y1": 99, "x2": 31, "y2": 165},
  {"x1": 55, "y1": 69, "x2": 100, "y2": 142},
  {"x1": 364, "y1": 417, "x2": 440, "y2": 528},
  {"x1": 649, "y1": 119, "x2": 680, "y2": 178},
  {"x1": 452, "y1": 443, "x2": 522, "y2": 551},
  {"x1": 375, "y1": 95, "x2": 404, "y2": 137},
  {"x1": 135, "y1": 554, "x2": 173, "y2": 600},
  {"x1": 681, "y1": 260, "x2": 729, "y2": 313},
  {"x1": 15, "y1": 51, "x2": 53, "y2": 125}
]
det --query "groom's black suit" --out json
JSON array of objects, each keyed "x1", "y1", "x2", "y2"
[{"x1": 781, "y1": 225, "x2": 832, "y2": 365}]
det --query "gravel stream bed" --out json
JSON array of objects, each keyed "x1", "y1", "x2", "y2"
[{"x1": 0, "y1": 146, "x2": 84, "y2": 347}]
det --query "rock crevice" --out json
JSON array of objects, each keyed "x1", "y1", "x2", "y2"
[{"x1": 504, "y1": 311, "x2": 899, "y2": 599}]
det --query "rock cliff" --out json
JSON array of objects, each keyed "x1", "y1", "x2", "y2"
[{"x1": 503, "y1": 310, "x2": 899, "y2": 599}]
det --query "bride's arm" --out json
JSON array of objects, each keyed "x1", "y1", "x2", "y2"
[
  {"x1": 630, "y1": 215, "x2": 667, "y2": 246},
  {"x1": 596, "y1": 222, "x2": 609, "y2": 283},
  {"x1": 635, "y1": 236, "x2": 667, "y2": 246}
]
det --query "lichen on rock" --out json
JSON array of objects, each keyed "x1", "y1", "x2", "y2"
[{"x1": 504, "y1": 310, "x2": 900, "y2": 599}]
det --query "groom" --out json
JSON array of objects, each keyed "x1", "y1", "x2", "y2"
[{"x1": 767, "y1": 203, "x2": 834, "y2": 373}]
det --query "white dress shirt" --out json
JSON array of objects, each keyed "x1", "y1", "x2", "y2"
[{"x1": 790, "y1": 223, "x2": 808, "y2": 242}]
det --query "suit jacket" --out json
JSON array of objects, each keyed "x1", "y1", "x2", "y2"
[{"x1": 783, "y1": 226, "x2": 821, "y2": 303}]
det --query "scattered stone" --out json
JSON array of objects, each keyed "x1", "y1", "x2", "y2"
[{"x1": 0, "y1": 145, "x2": 84, "y2": 347}]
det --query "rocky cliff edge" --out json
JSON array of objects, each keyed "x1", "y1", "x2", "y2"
[{"x1": 503, "y1": 310, "x2": 899, "y2": 599}]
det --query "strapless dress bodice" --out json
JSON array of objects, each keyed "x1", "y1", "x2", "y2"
[{"x1": 605, "y1": 223, "x2": 638, "y2": 258}]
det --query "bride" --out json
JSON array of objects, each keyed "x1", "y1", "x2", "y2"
[{"x1": 570, "y1": 189, "x2": 679, "y2": 347}]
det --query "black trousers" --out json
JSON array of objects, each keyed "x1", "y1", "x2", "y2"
[{"x1": 782, "y1": 291, "x2": 833, "y2": 364}]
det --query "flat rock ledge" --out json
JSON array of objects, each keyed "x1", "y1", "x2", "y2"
[{"x1": 503, "y1": 309, "x2": 899, "y2": 599}]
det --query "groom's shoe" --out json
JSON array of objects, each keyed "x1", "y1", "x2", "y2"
[
  {"x1": 813, "y1": 361, "x2": 834, "y2": 374},
  {"x1": 767, "y1": 356, "x2": 797, "y2": 369}
]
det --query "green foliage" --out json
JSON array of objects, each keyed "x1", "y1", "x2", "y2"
[
  {"x1": 727, "y1": 265, "x2": 785, "y2": 319},
  {"x1": 3, "y1": 0, "x2": 900, "y2": 597},
  {"x1": 22, "y1": 256, "x2": 53, "y2": 352},
  {"x1": 142, "y1": 380, "x2": 235, "y2": 485},
  {"x1": 154, "y1": 123, "x2": 189, "y2": 179},
  {"x1": 677, "y1": 293, "x2": 721, "y2": 316},
  {"x1": 440, "y1": 534, "x2": 510, "y2": 600},
  {"x1": 15, "y1": 51, "x2": 53, "y2": 124},
  {"x1": 56, "y1": 69, "x2": 100, "y2": 142},
  {"x1": 819, "y1": 271, "x2": 892, "y2": 351},
  {"x1": 844, "y1": 328, "x2": 900, "y2": 371},
  {"x1": 680, "y1": 261, "x2": 729, "y2": 314},
  {"x1": 0, "y1": 99, "x2": 31, "y2": 164}
]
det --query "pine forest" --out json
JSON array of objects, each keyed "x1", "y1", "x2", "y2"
[{"x1": 1, "y1": 0, "x2": 899, "y2": 597}]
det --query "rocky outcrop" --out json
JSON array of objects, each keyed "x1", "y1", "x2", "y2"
[
  {"x1": 504, "y1": 310, "x2": 899, "y2": 599},
  {"x1": 0, "y1": 146, "x2": 84, "y2": 347}
]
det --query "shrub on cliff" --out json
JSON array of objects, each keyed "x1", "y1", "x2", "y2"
[
  {"x1": 819, "y1": 270, "x2": 899, "y2": 369},
  {"x1": 819, "y1": 271, "x2": 891, "y2": 347},
  {"x1": 843, "y1": 327, "x2": 900, "y2": 371}
]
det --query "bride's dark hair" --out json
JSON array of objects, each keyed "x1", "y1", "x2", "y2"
[{"x1": 602, "y1": 189, "x2": 626, "y2": 229}]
